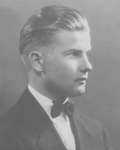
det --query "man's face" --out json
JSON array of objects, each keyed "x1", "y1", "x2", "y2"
[{"x1": 43, "y1": 30, "x2": 92, "y2": 98}]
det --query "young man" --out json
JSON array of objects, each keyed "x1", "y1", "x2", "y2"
[{"x1": 0, "y1": 5, "x2": 113, "y2": 150}]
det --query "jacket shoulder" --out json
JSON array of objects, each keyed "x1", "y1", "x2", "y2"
[
  {"x1": 76, "y1": 113, "x2": 114, "y2": 150},
  {"x1": 77, "y1": 113, "x2": 103, "y2": 135}
]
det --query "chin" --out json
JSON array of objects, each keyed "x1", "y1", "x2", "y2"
[
  {"x1": 76, "y1": 86, "x2": 86, "y2": 95},
  {"x1": 70, "y1": 87, "x2": 86, "y2": 97}
]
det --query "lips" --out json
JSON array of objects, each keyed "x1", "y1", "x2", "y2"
[
  {"x1": 75, "y1": 77, "x2": 87, "y2": 85},
  {"x1": 75, "y1": 77, "x2": 87, "y2": 82}
]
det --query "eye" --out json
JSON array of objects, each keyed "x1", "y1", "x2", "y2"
[
  {"x1": 63, "y1": 49, "x2": 82, "y2": 57},
  {"x1": 71, "y1": 50, "x2": 82, "y2": 57}
]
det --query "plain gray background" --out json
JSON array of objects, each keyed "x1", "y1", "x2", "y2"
[{"x1": 0, "y1": 0, "x2": 120, "y2": 149}]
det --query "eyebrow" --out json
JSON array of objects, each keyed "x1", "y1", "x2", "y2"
[{"x1": 62, "y1": 49, "x2": 82, "y2": 55}]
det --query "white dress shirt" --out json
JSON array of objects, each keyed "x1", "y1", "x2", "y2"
[{"x1": 28, "y1": 85, "x2": 76, "y2": 150}]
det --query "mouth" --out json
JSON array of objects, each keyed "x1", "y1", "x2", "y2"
[{"x1": 75, "y1": 78, "x2": 87, "y2": 85}]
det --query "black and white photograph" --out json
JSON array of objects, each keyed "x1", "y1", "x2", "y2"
[{"x1": 0, "y1": 0, "x2": 119, "y2": 150}]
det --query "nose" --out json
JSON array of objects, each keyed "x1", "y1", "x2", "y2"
[
  {"x1": 80, "y1": 56, "x2": 93, "y2": 73},
  {"x1": 86, "y1": 59, "x2": 93, "y2": 72}
]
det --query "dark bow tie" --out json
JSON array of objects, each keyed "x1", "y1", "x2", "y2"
[{"x1": 51, "y1": 99, "x2": 74, "y2": 118}]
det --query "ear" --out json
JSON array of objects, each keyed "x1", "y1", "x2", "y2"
[{"x1": 28, "y1": 51, "x2": 44, "y2": 72}]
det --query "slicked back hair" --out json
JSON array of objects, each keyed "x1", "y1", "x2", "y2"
[{"x1": 19, "y1": 5, "x2": 90, "y2": 55}]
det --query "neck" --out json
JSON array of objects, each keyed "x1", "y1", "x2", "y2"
[{"x1": 28, "y1": 71, "x2": 67, "y2": 103}]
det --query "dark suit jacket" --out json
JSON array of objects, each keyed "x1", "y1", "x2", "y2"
[{"x1": 0, "y1": 89, "x2": 113, "y2": 150}]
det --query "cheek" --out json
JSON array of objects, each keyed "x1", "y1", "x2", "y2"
[
  {"x1": 45, "y1": 59, "x2": 65, "y2": 79},
  {"x1": 66, "y1": 60, "x2": 78, "y2": 73},
  {"x1": 45, "y1": 57, "x2": 79, "y2": 81},
  {"x1": 55, "y1": 60, "x2": 79, "y2": 82}
]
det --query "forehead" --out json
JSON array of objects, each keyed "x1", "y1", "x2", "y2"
[{"x1": 54, "y1": 30, "x2": 91, "y2": 52}]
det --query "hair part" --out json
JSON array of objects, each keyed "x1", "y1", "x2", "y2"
[{"x1": 19, "y1": 5, "x2": 89, "y2": 55}]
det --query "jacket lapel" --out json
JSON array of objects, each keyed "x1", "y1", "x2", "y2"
[
  {"x1": 38, "y1": 121, "x2": 67, "y2": 150},
  {"x1": 18, "y1": 89, "x2": 68, "y2": 150}
]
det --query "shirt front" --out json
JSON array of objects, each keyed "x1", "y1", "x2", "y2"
[{"x1": 28, "y1": 85, "x2": 76, "y2": 150}]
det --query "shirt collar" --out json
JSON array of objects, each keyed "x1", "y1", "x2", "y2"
[
  {"x1": 28, "y1": 84, "x2": 70, "y2": 119},
  {"x1": 28, "y1": 84, "x2": 53, "y2": 118}
]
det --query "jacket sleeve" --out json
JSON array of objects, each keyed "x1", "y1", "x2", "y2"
[
  {"x1": 102, "y1": 127, "x2": 116, "y2": 150},
  {"x1": 0, "y1": 134, "x2": 26, "y2": 150}
]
